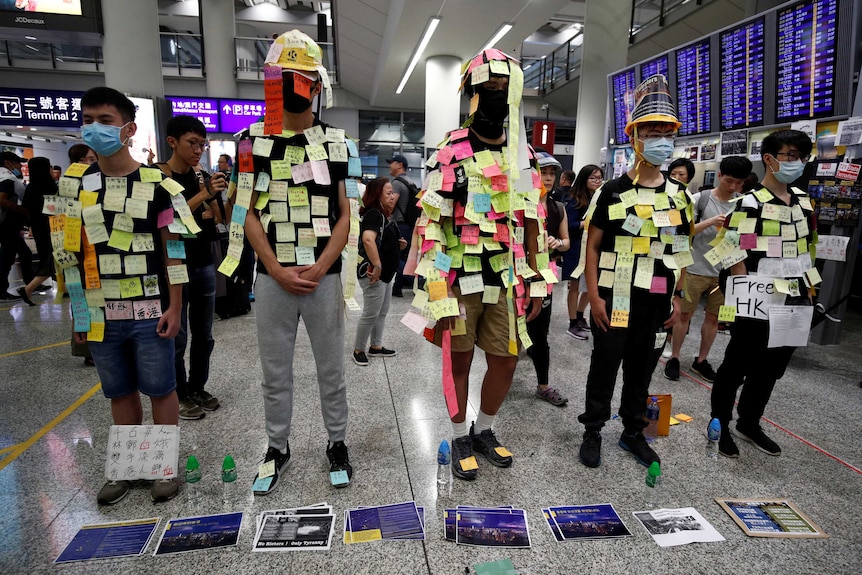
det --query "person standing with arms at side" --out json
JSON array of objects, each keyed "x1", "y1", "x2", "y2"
[
  {"x1": 387, "y1": 154, "x2": 414, "y2": 297},
  {"x1": 563, "y1": 165, "x2": 603, "y2": 340},
  {"x1": 710, "y1": 130, "x2": 815, "y2": 458},
  {"x1": 157, "y1": 115, "x2": 226, "y2": 420},
  {"x1": 16, "y1": 157, "x2": 57, "y2": 305},
  {"x1": 664, "y1": 156, "x2": 751, "y2": 382},
  {"x1": 577, "y1": 75, "x2": 692, "y2": 469},
  {"x1": 0, "y1": 151, "x2": 30, "y2": 300},
  {"x1": 352, "y1": 177, "x2": 406, "y2": 365}
]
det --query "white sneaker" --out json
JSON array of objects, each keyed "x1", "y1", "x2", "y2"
[{"x1": 661, "y1": 348, "x2": 672, "y2": 359}]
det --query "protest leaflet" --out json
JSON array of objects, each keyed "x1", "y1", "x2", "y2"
[
  {"x1": 253, "y1": 503, "x2": 336, "y2": 551},
  {"x1": 443, "y1": 506, "x2": 531, "y2": 548},
  {"x1": 715, "y1": 498, "x2": 827, "y2": 538},
  {"x1": 542, "y1": 504, "x2": 632, "y2": 542},
  {"x1": 343, "y1": 501, "x2": 425, "y2": 543},
  {"x1": 632, "y1": 508, "x2": 725, "y2": 547},
  {"x1": 154, "y1": 513, "x2": 243, "y2": 556},
  {"x1": 55, "y1": 518, "x2": 160, "y2": 563}
]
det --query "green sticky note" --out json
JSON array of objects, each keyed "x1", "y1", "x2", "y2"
[
  {"x1": 535, "y1": 252, "x2": 549, "y2": 270},
  {"x1": 614, "y1": 236, "x2": 632, "y2": 253},
  {"x1": 608, "y1": 203, "x2": 627, "y2": 220},
  {"x1": 762, "y1": 220, "x2": 780, "y2": 236},
  {"x1": 107, "y1": 229, "x2": 133, "y2": 251},
  {"x1": 729, "y1": 211, "x2": 746, "y2": 228},
  {"x1": 283, "y1": 145, "x2": 305, "y2": 164},
  {"x1": 464, "y1": 255, "x2": 482, "y2": 272},
  {"x1": 139, "y1": 168, "x2": 163, "y2": 183},
  {"x1": 640, "y1": 220, "x2": 658, "y2": 237},
  {"x1": 718, "y1": 305, "x2": 736, "y2": 322},
  {"x1": 271, "y1": 160, "x2": 292, "y2": 180},
  {"x1": 489, "y1": 253, "x2": 508, "y2": 273},
  {"x1": 797, "y1": 237, "x2": 808, "y2": 254}
]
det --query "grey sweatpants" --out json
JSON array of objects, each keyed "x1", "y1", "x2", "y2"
[
  {"x1": 353, "y1": 277, "x2": 393, "y2": 351},
  {"x1": 255, "y1": 272, "x2": 348, "y2": 448}
]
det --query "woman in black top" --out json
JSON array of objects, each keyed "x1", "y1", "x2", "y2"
[
  {"x1": 17, "y1": 157, "x2": 57, "y2": 305},
  {"x1": 352, "y1": 177, "x2": 406, "y2": 365}
]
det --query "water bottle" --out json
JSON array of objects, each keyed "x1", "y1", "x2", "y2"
[
  {"x1": 436, "y1": 439, "x2": 451, "y2": 495},
  {"x1": 185, "y1": 455, "x2": 202, "y2": 504},
  {"x1": 221, "y1": 455, "x2": 239, "y2": 505},
  {"x1": 706, "y1": 418, "x2": 721, "y2": 460},
  {"x1": 645, "y1": 396, "x2": 660, "y2": 442},
  {"x1": 644, "y1": 461, "x2": 662, "y2": 508}
]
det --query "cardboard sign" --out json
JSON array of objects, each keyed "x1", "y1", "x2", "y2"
[
  {"x1": 724, "y1": 275, "x2": 786, "y2": 320},
  {"x1": 105, "y1": 425, "x2": 179, "y2": 480}
]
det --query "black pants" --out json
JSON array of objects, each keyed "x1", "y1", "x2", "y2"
[
  {"x1": 392, "y1": 222, "x2": 413, "y2": 293},
  {"x1": 710, "y1": 318, "x2": 796, "y2": 428},
  {"x1": 526, "y1": 293, "x2": 553, "y2": 387},
  {"x1": 0, "y1": 220, "x2": 33, "y2": 293},
  {"x1": 578, "y1": 297, "x2": 668, "y2": 433}
]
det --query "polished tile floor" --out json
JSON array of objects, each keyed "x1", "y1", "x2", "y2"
[{"x1": 1, "y1": 277, "x2": 860, "y2": 574}]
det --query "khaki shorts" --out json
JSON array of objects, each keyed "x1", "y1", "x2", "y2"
[
  {"x1": 433, "y1": 286, "x2": 516, "y2": 356},
  {"x1": 681, "y1": 273, "x2": 723, "y2": 315}
]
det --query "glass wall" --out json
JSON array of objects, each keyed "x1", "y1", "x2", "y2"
[{"x1": 358, "y1": 111, "x2": 425, "y2": 184}]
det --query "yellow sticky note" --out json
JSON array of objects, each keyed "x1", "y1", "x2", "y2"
[
  {"x1": 718, "y1": 305, "x2": 736, "y2": 322},
  {"x1": 139, "y1": 168, "x2": 163, "y2": 183},
  {"x1": 669, "y1": 417, "x2": 680, "y2": 425},
  {"x1": 167, "y1": 264, "x2": 190, "y2": 284},
  {"x1": 107, "y1": 229, "x2": 133, "y2": 251},
  {"x1": 804, "y1": 266, "x2": 822, "y2": 287},
  {"x1": 428, "y1": 280, "x2": 448, "y2": 301},
  {"x1": 87, "y1": 322, "x2": 105, "y2": 343},
  {"x1": 494, "y1": 446, "x2": 513, "y2": 458},
  {"x1": 634, "y1": 204, "x2": 654, "y2": 220},
  {"x1": 78, "y1": 190, "x2": 99, "y2": 207},
  {"x1": 608, "y1": 203, "x2": 627, "y2": 220},
  {"x1": 459, "y1": 456, "x2": 478, "y2": 471},
  {"x1": 63, "y1": 218, "x2": 82, "y2": 252},
  {"x1": 288, "y1": 186, "x2": 309, "y2": 207},
  {"x1": 631, "y1": 237, "x2": 650, "y2": 254},
  {"x1": 118, "y1": 277, "x2": 143, "y2": 299},
  {"x1": 159, "y1": 177, "x2": 186, "y2": 196},
  {"x1": 674, "y1": 413, "x2": 694, "y2": 423},
  {"x1": 610, "y1": 309, "x2": 629, "y2": 328},
  {"x1": 753, "y1": 188, "x2": 773, "y2": 202},
  {"x1": 64, "y1": 163, "x2": 89, "y2": 178}
]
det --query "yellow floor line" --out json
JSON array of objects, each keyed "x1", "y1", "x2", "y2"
[
  {"x1": 0, "y1": 382, "x2": 102, "y2": 472},
  {"x1": 0, "y1": 444, "x2": 20, "y2": 456},
  {"x1": 0, "y1": 341, "x2": 67, "y2": 358}
]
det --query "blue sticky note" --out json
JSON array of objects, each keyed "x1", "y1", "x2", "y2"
[
  {"x1": 231, "y1": 204, "x2": 248, "y2": 225},
  {"x1": 434, "y1": 251, "x2": 453, "y2": 273},
  {"x1": 166, "y1": 240, "x2": 186, "y2": 259},
  {"x1": 345, "y1": 179, "x2": 359, "y2": 198},
  {"x1": 348, "y1": 157, "x2": 362, "y2": 178},
  {"x1": 330, "y1": 470, "x2": 349, "y2": 486},
  {"x1": 345, "y1": 139, "x2": 358, "y2": 157},
  {"x1": 473, "y1": 193, "x2": 491, "y2": 213},
  {"x1": 73, "y1": 308, "x2": 91, "y2": 332},
  {"x1": 252, "y1": 476, "x2": 273, "y2": 493}
]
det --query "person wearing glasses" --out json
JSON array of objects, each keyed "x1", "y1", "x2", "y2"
[
  {"x1": 709, "y1": 129, "x2": 815, "y2": 459},
  {"x1": 155, "y1": 115, "x2": 226, "y2": 420},
  {"x1": 577, "y1": 74, "x2": 692, "y2": 469}
]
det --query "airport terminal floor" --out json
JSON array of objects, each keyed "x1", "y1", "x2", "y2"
[{"x1": 1, "y1": 275, "x2": 861, "y2": 574}]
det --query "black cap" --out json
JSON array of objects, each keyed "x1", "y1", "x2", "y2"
[
  {"x1": 0, "y1": 151, "x2": 24, "y2": 165},
  {"x1": 385, "y1": 154, "x2": 408, "y2": 168}
]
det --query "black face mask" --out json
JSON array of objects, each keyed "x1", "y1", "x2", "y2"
[
  {"x1": 471, "y1": 86, "x2": 509, "y2": 139},
  {"x1": 282, "y1": 74, "x2": 317, "y2": 113}
]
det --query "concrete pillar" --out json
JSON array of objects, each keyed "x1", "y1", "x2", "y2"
[
  {"x1": 201, "y1": 0, "x2": 238, "y2": 98},
  {"x1": 101, "y1": 0, "x2": 164, "y2": 98},
  {"x1": 573, "y1": 0, "x2": 630, "y2": 168},
  {"x1": 425, "y1": 56, "x2": 462, "y2": 159}
]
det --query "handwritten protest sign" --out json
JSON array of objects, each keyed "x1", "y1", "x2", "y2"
[{"x1": 105, "y1": 425, "x2": 179, "y2": 480}]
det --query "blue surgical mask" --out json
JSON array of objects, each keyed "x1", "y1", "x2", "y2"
[
  {"x1": 11, "y1": 168, "x2": 21, "y2": 178},
  {"x1": 82, "y1": 122, "x2": 129, "y2": 157},
  {"x1": 772, "y1": 159, "x2": 805, "y2": 184},
  {"x1": 640, "y1": 137, "x2": 674, "y2": 166}
]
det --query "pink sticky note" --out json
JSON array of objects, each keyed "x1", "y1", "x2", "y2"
[
  {"x1": 442, "y1": 331, "x2": 459, "y2": 418},
  {"x1": 482, "y1": 164, "x2": 503, "y2": 178},
  {"x1": 461, "y1": 225, "x2": 480, "y2": 244},
  {"x1": 767, "y1": 237, "x2": 782, "y2": 257},
  {"x1": 491, "y1": 175, "x2": 508, "y2": 191},
  {"x1": 436, "y1": 146, "x2": 455, "y2": 166},
  {"x1": 157, "y1": 208, "x2": 174, "y2": 228},
  {"x1": 537, "y1": 201, "x2": 546, "y2": 219},
  {"x1": 487, "y1": 208, "x2": 505, "y2": 221},
  {"x1": 494, "y1": 224, "x2": 510, "y2": 244},
  {"x1": 449, "y1": 128, "x2": 469, "y2": 141},
  {"x1": 549, "y1": 261, "x2": 559, "y2": 276},
  {"x1": 532, "y1": 172, "x2": 542, "y2": 190},
  {"x1": 452, "y1": 140, "x2": 474, "y2": 160},
  {"x1": 650, "y1": 276, "x2": 668, "y2": 294},
  {"x1": 441, "y1": 165, "x2": 456, "y2": 184},
  {"x1": 448, "y1": 269, "x2": 457, "y2": 286},
  {"x1": 515, "y1": 295, "x2": 526, "y2": 315},
  {"x1": 739, "y1": 233, "x2": 757, "y2": 250},
  {"x1": 512, "y1": 243, "x2": 525, "y2": 257},
  {"x1": 515, "y1": 282, "x2": 525, "y2": 298},
  {"x1": 422, "y1": 239, "x2": 438, "y2": 254}
]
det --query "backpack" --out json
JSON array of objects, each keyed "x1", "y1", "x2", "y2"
[{"x1": 393, "y1": 175, "x2": 422, "y2": 227}]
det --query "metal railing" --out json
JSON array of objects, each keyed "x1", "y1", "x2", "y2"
[
  {"x1": 160, "y1": 32, "x2": 203, "y2": 76},
  {"x1": 0, "y1": 40, "x2": 103, "y2": 71}
]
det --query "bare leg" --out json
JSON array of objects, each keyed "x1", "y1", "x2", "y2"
[
  {"x1": 151, "y1": 391, "x2": 179, "y2": 425},
  {"x1": 671, "y1": 311, "x2": 693, "y2": 359},
  {"x1": 450, "y1": 349, "x2": 475, "y2": 423},
  {"x1": 567, "y1": 279, "x2": 578, "y2": 320},
  {"x1": 577, "y1": 291, "x2": 590, "y2": 314},
  {"x1": 23, "y1": 274, "x2": 50, "y2": 299},
  {"x1": 697, "y1": 312, "x2": 719, "y2": 362},
  {"x1": 110, "y1": 394, "x2": 144, "y2": 425},
  {"x1": 479, "y1": 353, "x2": 518, "y2": 416}
]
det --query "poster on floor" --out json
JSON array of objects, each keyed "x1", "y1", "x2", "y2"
[
  {"x1": 55, "y1": 518, "x2": 160, "y2": 563},
  {"x1": 154, "y1": 512, "x2": 243, "y2": 556},
  {"x1": 345, "y1": 501, "x2": 425, "y2": 543},
  {"x1": 253, "y1": 514, "x2": 335, "y2": 551},
  {"x1": 344, "y1": 505, "x2": 425, "y2": 543},
  {"x1": 632, "y1": 508, "x2": 725, "y2": 547},
  {"x1": 542, "y1": 504, "x2": 632, "y2": 542},
  {"x1": 715, "y1": 498, "x2": 828, "y2": 538},
  {"x1": 444, "y1": 506, "x2": 516, "y2": 542},
  {"x1": 455, "y1": 508, "x2": 531, "y2": 548}
]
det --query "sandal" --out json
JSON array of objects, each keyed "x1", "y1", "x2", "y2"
[{"x1": 535, "y1": 386, "x2": 568, "y2": 406}]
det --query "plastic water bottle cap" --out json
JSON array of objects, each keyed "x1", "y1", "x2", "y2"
[
  {"x1": 186, "y1": 455, "x2": 200, "y2": 471},
  {"x1": 222, "y1": 455, "x2": 236, "y2": 471},
  {"x1": 650, "y1": 396, "x2": 657, "y2": 402},
  {"x1": 648, "y1": 461, "x2": 661, "y2": 476},
  {"x1": 438, "y1": 439, "x2": 450, "y2": 455}
]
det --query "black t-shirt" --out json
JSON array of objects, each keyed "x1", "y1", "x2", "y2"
[
  {"x1": 361, "y1": 209, "x2": 401, "y2": 282},
  {"x1": 167, "y1": 167, "x2": 214, "y2": 268},
  {"x1": 545, "y1": 198, "x2": 565, "y2": 260},
  {"x1": 241, "y1": 118, "x2": 347, "y2": 276}
]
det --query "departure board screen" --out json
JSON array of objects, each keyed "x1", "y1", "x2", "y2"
[
  {"x1": 720, "y1": 18, "x2": 765, "y2": 130},
  {"x1": 611, "y1": 69, "x2": 637, "y2": 144},
  {"x1": 675, "y1": 40, "x2": 711, "y2": 135},
  {"x1": 640, "y1": 56, "x2": 668, "y2": 81},
  {"x1": 776, "y1": 0, "x2": 838, "y2": 121}
]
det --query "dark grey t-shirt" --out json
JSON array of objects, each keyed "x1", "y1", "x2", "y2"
[{"x1": 390, "y1": 174, "x2": 412, "y2": 225}]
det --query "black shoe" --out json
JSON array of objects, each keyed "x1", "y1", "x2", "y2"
[
  {"x1": 451, "y1": 434, "x2": 477, "y2": 480},
  {"x1": 664, "y1": 358, "x2": 680, "y2": 381},
  {"x1": 392, "y1": 289, "x2": 403, "y2": 298},
  {"x1": 34, "y1": 283, "x2": 53, "y2": 293},
  {"x1": 734, "y1": 424, "x2": 781, "y2": 456},
  {"x1": 252, "y1": 445, "x2": 290, "y2": 496},
  {"x1": 718, "y1": 425, "x2": 739, "y2": 458},
  {"x1": 352, "y1": 350, "x2": 369, "y2": 366},
  {"x1": 367, "y1": 347, "x2": 396, "y2": 357},
  {"x1": 470, "y1": 423, "x2": 513, "y2": 468},
  {"x1": 618, "y1": 431, "x2": 660, "y2": 467},
  {"x1": 0, "y1": 291, "x2": 21, "y2": 301},
  {"x1": 326, "y1": 441, "x2": 353, "y2": 486},
  {"x1": 190, "y1": 390, "x2": 220, "y2": 411},
  {"x1": 579, "y1": 430, "x2": 602, "y2": 468},
  {"x1": 691, "y1": 358, "x2": 717, "y2": 382},
  {"x1": 16, "y1": 287, "x2": 35, "y2": 306}
]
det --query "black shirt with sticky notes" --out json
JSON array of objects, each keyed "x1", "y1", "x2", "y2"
[
  {"x1": 170, "y1": 167, "x2": 214, "y2": 268},
  {"x1": 590, "y1": 173, "x2": 693, "y2": 303},
  {"x1": 239, "y1": 118, "x2": 347, "y2": 276}
]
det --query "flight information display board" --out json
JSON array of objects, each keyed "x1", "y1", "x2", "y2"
[
  {"x1": 675, "y1": 39, "x2": 711, "y2": 135},
  {"x1": 776, "y1": 0, "x2": 838, "y2": 121},
  {"x1": 611, "y1": 68, "x2": 637, "y2": 144},
  {"x1": 720, "y1": 18, "x2": 765, "y2": 130},
  {"x1": 640, "y1": 55, "x2": 668, "y2": 81}
]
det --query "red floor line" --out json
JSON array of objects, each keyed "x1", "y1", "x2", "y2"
[{"x1": 661, "y1": 359, "x2": 862, "y2": 477}]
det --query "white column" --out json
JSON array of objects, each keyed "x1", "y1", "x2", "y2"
[
  {"x1": 101, "y1": 0, "x2": 164, "y2": 98},
  {"x1": 201, "y1": 0, "x2": 238, "y2": 98},
  {"x1": 573, "y1": 0, "x2": 630, "y2": 168},
  {"x1": 425, "y1": 56, "x2": 462, "y2": 158}
]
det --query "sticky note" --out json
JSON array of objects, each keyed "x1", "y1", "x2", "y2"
[
  {"x1": 459, "y1": 456, "x2": 478, "y2": 471},
  {"x1": 167, "y1": 264, "x2": 189, "y2": 284},
  {"x1": 330, "y1": 470, "x2": 350, "y2": 486},
  {"x1": 271, "y1": 160, "x2": 292, "y2": 181},
  {"x1": 674, "y1": 413, "x2": 694, "y2": 423},
  {"x1": 107, "y1": 230, "x2": 133, "y2": 251},
  {"x1": 159, "y1": 177, "x2": 185, "y2": 197},
  {"x1": 718, "y1": 305, "x2": 736, "y2": 322},
  {"x1": 258, "y1": 460, "x2": 275, "y2": 479},
  {"x1": 252, "y1": 476, "x2": 273, "y2": 492},
  {"x1": 139, "y1": 168, "x2": 163, "y2": 183},
  {"x1": 166, "y1": 240, "x2": 186, "y2": 259},
  {"x1": 118, "y1": 277, "x2": 143, "y2": 298},
  {"x1": 482, "y1": 285, "x2": 501, "y2": 304},
  {"x1": 494, "y1": 446, "x2": 513, "y2": 458},
  {"x1": 608, "y1": 203, "x2": 627, "y2": 220}
]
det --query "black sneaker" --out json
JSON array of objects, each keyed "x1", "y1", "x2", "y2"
[
  {"x1": 579, "y1": 430, "x2": 602, "y2": 468},
  {"x1": 691, "y1": 358, "x2": 717, "y2": 382},
  {"x1": 352, "y1": 350, "x2": 369, "y2": 366},
  {"x1": 451, "y1": 434, "x2": 477, "y2": 480},
  {"x1": 718, "y1": 427, "x2": 739, "y2": 458},
  {"x1": 664, "y1": 357, "x2": 680, "y2": 381},
  {"x1": 367, "y1": 347, "x2": 397, "y2": 357},
  {"x1": 470, "y1": 423, "x2": 513, "y2": 468},
  {"x1": 734, "y1": 424, "x2": 781, "y2": 456},
  {"x1": 326, "y1": 441, "x2": 353, "y2": 486},
  {"x1": 618, "y1": 431, "x2": 660, "y2": 467},
  {"x1": 191, "y1": 390, "x2": 220, "y2": 411},
  {"x1": 252, "y1": 445, "x2": 290, "y2": 496}
]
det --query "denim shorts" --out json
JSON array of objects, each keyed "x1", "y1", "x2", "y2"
[{"x1": 88, "y1": 318, "x2": 177, "y2": 399}]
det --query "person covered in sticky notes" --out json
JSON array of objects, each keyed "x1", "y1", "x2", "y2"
[
  {"x1": 227, "y1": 30, "x2": 355, "y2": 495},
  {"x1": 412, "y1": 49, "x2": 546, "y2": 481},
  {"x1": 577, "y1": 74, "x2": 692, "y2": 470},
  {"x1": 709, "y1": 129, "x2": 816, "y2": 459}
]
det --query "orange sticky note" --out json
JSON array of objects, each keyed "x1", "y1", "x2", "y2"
[
  {"x1": 293, "y1": 73, "x2": 312, "y2": 98},
  {"x1": 428, "y1": 280, "x2": 448, "y2": 301}
]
